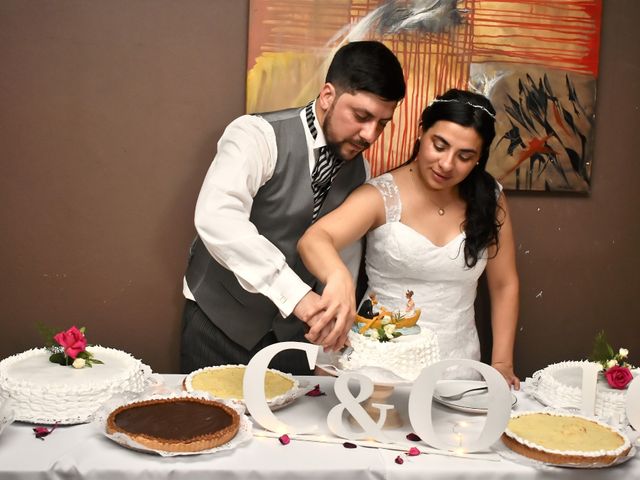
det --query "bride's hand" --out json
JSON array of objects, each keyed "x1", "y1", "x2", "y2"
[
  {"x1": 492, "y1": 361, "x2": 520, "y2": 390},
  {"x1": 305, "y1": 269, "x2": 355, "y2": 351}
]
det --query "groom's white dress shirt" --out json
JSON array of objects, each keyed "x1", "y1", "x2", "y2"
[{"x1": 184, "y1": 102, "x2": 369, "y2": 318}]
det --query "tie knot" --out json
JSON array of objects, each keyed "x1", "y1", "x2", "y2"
[{"x1": 312, "y1": 146, "x2": 339, "y2": 188}]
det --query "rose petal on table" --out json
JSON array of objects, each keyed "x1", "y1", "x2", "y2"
[
  {"x1": 342, "y1": 442, "x2": 357, "y2": 449},
  {"x1": 407, "y1": 447, "x2": 421, "y2": 456},
  {"x1": 33, "y1": 425, "x2": 57, "y2": 440},
  {"x1": 305, "y1": 384, "x2": 326, "y2": 397},
  {"x1": 406, "y1": 432, "x2": 421, "y2": 442},
  {"x1": 278, "y1": 434, "x2": 290, "y2": 445},
  {"x1": 394, "y1": 455, "x2": 404, "y2": 464}
]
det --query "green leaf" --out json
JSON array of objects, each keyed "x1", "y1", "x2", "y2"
[
  {"x1": 589, "y1": 331, "x2": 615, "y2": 364},
  {"x1": 36, "y1": 322, "x2": 60, "y2": 348},
  {"x1": 49, "y1": 352, "x2": 69, "y2": 366}
]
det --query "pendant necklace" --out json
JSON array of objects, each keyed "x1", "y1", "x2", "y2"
[{"x1": 409, "y1": 166, "x2": 447, "y2": 216}]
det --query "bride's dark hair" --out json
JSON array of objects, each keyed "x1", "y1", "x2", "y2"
[{"x1": 407, "y1": 89, "x2": 501, "y2": 267}]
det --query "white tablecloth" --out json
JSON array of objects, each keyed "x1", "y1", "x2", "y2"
[{"x1": 0, "y1": 375, "x2": 637, "y2": 479}]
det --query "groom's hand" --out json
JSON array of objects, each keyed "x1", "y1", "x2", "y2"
[
  {"x1": 293, "y1": 291, "x2": 324, "y2": 326},
  {"x1": 294, "y1": 292, "x2": 332, "y2": 343},
  {"x1": 310, "y1": 270, "x2": 356, "y2": 351}
]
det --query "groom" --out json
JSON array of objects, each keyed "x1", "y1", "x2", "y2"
[{"x1": 181, "y1": 41, "x2": 405, "y2": 375}]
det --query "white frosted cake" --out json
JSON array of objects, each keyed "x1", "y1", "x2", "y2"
[
  {"x1": 529, "y1": 361, "x2": 638, "y2": 425},
  {"x1": 0, "y1": 346, "x2": 153, "y2": 424},
  {"x1": 339, "y1": 328, "x2": 440, "y2": 382}
]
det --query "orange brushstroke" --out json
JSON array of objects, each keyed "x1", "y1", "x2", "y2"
[{"x1": 501, "y1": 134, "x2": 555, "y2": 179}]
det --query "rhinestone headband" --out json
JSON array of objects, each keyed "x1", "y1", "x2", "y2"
[{"x1": 429, "y1": 98, "x2": 496, "y2": 119}]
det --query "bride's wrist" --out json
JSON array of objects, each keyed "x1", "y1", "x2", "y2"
[
  {"x1": 326, "y1": 267, "x2": 354, "y2": 286},
  {"x1": 491, "y1": 360, "x2": 513, "y2": 369}
]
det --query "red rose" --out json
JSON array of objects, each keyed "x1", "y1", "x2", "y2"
[
  {"x1": 53, "y1": 326, "x2": 87, "y2": 359},
  {"x1": 604, "y1": 365, "x2": 633, "y2": 389}
]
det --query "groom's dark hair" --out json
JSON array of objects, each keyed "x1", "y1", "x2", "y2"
[{"x1": 326, "y1": 41, "x2": 406, "y2": 101}]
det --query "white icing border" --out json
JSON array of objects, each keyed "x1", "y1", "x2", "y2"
[
  {"x1": 338, "y1": 328, "x2": 440, "y2": 382},
  {"x1": 0, "y1": 346, "x2": 149, "y2": 389},
  {"x1": 184, "y1": 364, "x2": 303, "y2": 409},
  {"x1": 504, "y1": 410, "x2": 631, "y2": 458}
]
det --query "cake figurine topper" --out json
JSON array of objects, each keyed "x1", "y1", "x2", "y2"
[
  {"x1": 354, "y1": 291, "x2": 422, "y2": 340},
  {"x1": 589, "y1": 330, "x2": 634, "y2": 389},
  {"x1": 37, "y1": 324, "x2": 103, "y2": 368},
  {"x1": 405, "y1": 290, "x2": 415, "y2": 315},
  {"x1": 358, "y1": 292, "x2": 379, "y2": 319}
]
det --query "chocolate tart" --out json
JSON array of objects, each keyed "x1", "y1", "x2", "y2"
[
  {"x1": 502, "y1": 411, "x2": 631, "y2": 465},
  {"x1": 106, "y1": 397, "x2": 239, "y2": 452}
]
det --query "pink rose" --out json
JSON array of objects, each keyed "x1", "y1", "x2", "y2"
[
  {"x1": 604, "y1": 365, "x2": 633, "y2": 389},
  {"x1": 53, "y1": 326, "x2": 87, "y2": 359}
]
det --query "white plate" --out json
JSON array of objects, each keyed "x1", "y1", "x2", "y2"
[
  {"x1": 433, "y1": 380, "x2": 517, "y2": 413},
  {"x1": 315, "y1": 363, "x2": 413, "y2": 387},
  {"x1": 93, "y1": 391, "x2": 253, "y2": 456},
  {"x1": 0, "y1": 400, "x2": 15, "y2": 435},
  {"x1": 315, "y1": 349, "x2": 413, "y2": 387}
]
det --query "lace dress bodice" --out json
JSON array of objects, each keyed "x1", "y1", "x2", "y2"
[{"x1": 365, "y1": 173, "x2": 489, "y2": 379}]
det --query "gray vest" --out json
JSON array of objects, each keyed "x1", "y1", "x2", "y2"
[{"x1": 185, "y1": 107, "x2": 366, "y2": 350}]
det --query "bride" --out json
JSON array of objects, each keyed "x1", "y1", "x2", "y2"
[{"x1": 298, "y1": 89, "x2": 520, "y2": 387}]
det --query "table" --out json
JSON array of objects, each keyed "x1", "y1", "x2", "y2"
[{"x1": 0, "y1": 375, "x2": 637, "y2": 479}]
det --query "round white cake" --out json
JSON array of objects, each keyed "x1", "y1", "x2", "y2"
[
  {"x1": 339, "y1": 328, "x2": 440, "y2": 382},
  {"x1": 529, "y1": 361, "x2": 638, "y2": 425},
  {"x1": 0, "y1": 346, "x2": 153, "y2": 424}
]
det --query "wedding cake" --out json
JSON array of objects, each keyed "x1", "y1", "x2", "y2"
[
  {"x1": 339, "y1": 291, "x2": 440, "y2": 382},
  {"x1": 0, "y1": 346, "x2": 153, "y2": 424},
  {"x1": 528, "y1": 361, "x2": 638, "y2": 425},
  {"x1": 340, "y1": 329, "x2": 440, "y2": 382}
]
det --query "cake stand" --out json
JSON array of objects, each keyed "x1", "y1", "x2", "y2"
[{"x1": 316, "y1": 361, "x2": 412, "y2": 429}]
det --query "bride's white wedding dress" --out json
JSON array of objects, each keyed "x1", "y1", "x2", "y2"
[{"x1": 364, "y1": 173, "x2": 489, "y2": 380}]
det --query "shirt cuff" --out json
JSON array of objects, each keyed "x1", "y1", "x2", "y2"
[{"x1": 266, "y1": 266, "x2": 312, "y2": 318}]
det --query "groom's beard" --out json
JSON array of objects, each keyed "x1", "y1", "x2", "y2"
[{"x1": 322, "y1": 103, "x2": 371, "y2": 162}]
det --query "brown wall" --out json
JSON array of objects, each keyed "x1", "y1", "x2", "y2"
[{"x1": 1, "y1": 1, "x2": 638, "y2": 377}]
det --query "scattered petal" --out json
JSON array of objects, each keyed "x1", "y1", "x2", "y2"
[
  {"x1": 278, "y1": 434, "x2": 290, "y2": 445},
  {"x1": 33, "y1": 424, "x2": 58, "y2": 440},
  {"x1": 305, "y1": 384, "x2": 326, "y2": 397},
  {"x1": 406, "y1": 432, "x2": 421, "y2": 442},
  {"x1": 395, "y1": 455, "x2": 404, "y2": 464},
  {"x1": 343, "y1": 442, "x2": 357, "y2": 449},
  {"x1": 407, "y1": 447, "x2": 421, "y2": 456}
]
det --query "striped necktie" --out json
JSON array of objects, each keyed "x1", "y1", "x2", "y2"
[{"x1": 304, "y1": 102, "x2": 342, "y2": 221}]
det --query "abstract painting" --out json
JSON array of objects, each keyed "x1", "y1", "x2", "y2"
[{"x1": 247, "y1": 0, "x2": 602, "y2": 192}]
